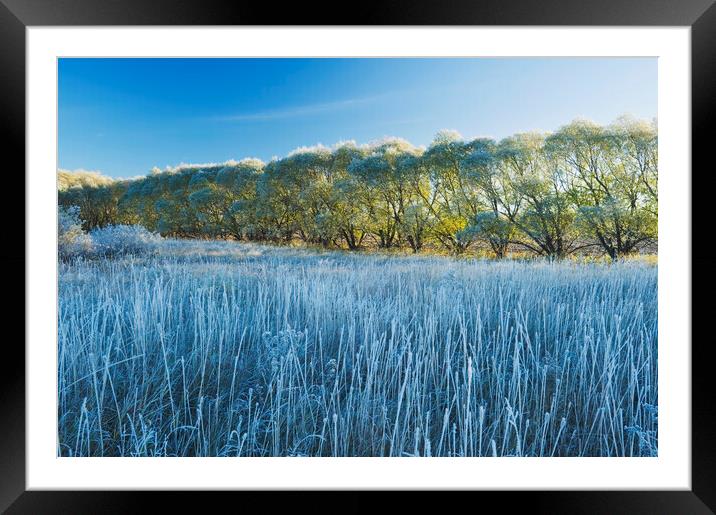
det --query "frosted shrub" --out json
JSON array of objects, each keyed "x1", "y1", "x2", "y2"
[
  {"x1": 89, "y1": 224, "x2": 162, "y2": 257},
  {"x1": 58, "y1": 205, "x2": 93, "y2": 259}
]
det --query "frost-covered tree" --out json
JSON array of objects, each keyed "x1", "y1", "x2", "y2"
[
  {"x1": 324, "y1": 142, "x2": 372, "y2": 249},
  {"x1": 546, "y1": 119, "x2": 657, "y2": 259},
  {"x1": 58, "y1": 170, "x2": 129, "y2": 230},
  {"x1": 612, "y1": 116, "x2": 658, "y2": 212},
  {"x1": 458, "y1": 139, "x2": 515, "y2": 258},
  {"x1": 57, "y1": 115, "x2": 658, "y2": 259},
  {"x1": 349, "y1": 138, "x2": 420, "y2": 248},
  {"x1": 496, "y1": 133, "x2": 581, "y2": 258},
  {"x1": 217, "y1": 159, "x2": 264, "y2": 240},
  {"x1": 419, "y1": 131, "x2": 486, "y2": 253}
]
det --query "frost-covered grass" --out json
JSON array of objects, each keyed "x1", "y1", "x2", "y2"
[{"x1": 58, "y1": 240, "x2": 657, "y2": 457}]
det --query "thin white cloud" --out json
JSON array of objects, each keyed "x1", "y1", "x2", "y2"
[{"x1": 215, "y1": 95, "x2": 385, "y2": 122}]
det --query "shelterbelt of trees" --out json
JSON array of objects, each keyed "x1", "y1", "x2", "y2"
[{"x1": 58, "y1": 116, "x2": 657, "y2": 259}]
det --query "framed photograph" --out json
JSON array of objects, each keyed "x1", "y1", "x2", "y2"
[{"x1": 3, "y1": 0, "x2": 714, "y2": 511}]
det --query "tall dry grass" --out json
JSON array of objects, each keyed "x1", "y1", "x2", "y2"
[{"x1": 58, "y1": 240, "x2": 657, "y2": 457}]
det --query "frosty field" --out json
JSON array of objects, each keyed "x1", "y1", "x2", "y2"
[{"x1": 58, "y1": 240, "x2": 658, "y2": 457}]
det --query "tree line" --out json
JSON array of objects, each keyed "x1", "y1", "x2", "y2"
[{"x1": 58, "y1": 116, "x2": 657, "y2": 259}]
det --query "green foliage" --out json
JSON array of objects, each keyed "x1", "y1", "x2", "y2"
[{"x1": 57, "y1": 116, "x2": 658, "y2": 259}]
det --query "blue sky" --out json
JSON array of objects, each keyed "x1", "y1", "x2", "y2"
[{"x1": 58, "y1": 58, "x2": 657, "y2": 178}]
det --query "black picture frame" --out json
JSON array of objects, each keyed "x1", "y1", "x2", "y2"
[{"x1": 2, "y1": 0, "x2": 714, "y2": 512}]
